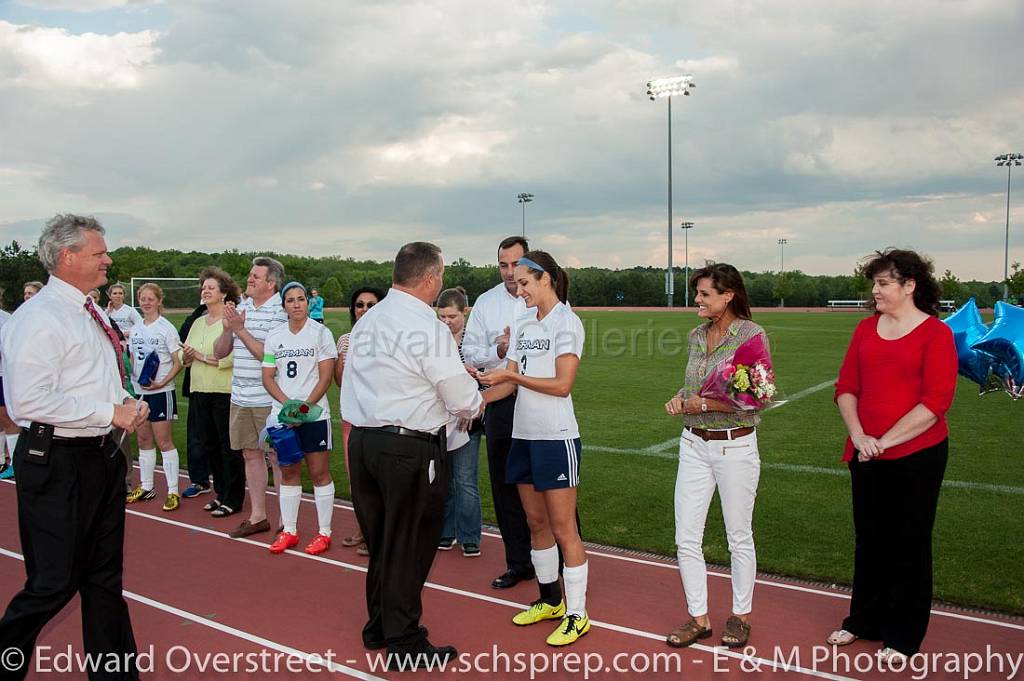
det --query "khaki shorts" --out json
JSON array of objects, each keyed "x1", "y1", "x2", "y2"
[{"x1": 229, "y1": 404, "x2": 272, "y2": 451}]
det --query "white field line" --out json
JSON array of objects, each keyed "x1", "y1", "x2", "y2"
[{"x1": 0, "y1": 546, "x2": 385, "y2": 681}]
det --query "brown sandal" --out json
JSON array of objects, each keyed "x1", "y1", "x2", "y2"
[
  {"x1": 666, "y1": 618, "x2": 712, "y2": 648},
  {"x1": 721, "y1": 616, "x2": 751, "y2": 648}
]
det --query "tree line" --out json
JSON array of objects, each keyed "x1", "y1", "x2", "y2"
[{"x1": 1, "y1": 241, "x2": 1017, "y2": 311}]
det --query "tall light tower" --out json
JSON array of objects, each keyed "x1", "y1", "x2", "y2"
[
  {"x1": 778, "y1": 238, "x2": 788, "y2": 308},
  {"x1": 996, "y1": 153, "x2": 1023, "y2": 300},
  {"x1": 646, "y1": 74, "x2": 695, "y2": 307},
  {"x1": 517, "y1": 192, "x2": 534, "y2": 238},
  {"x1": 680, "y1": 221, "x2": 695, "y2": 307}
]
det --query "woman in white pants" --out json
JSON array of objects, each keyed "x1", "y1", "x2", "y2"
[{"x1": 663, "y1": 263, "x2": 769, "y2": 650}]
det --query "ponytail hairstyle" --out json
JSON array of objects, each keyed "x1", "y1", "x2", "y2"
[
  {"x1": 137, "y1": 282, "x2": 166, "y2": 314},
  {"x1": 518, "y1": 250, "x2": 569, "y2": 304},
  {"x1": 436, "y1": 286, "x2": 469, "y2": 311}
]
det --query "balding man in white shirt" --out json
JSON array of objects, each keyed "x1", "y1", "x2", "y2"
[
  {"x1": 462, "y1": 235, "x2": 536, "y2": 589},
  {"x1": 0, "y1": 214, "x2": 149, "y2": 680},
  {"x1": 342, "y1": 242, "x2": 483, "y2": 671}
]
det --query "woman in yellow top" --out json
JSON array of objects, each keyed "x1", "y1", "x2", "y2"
[{"x1": 182, "y1": 267, "x2": 244, "y2": 518}]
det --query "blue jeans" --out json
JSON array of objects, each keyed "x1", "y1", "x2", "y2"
[{"x1": 441, "y1": 431, "x2": 482, "y2": 545}]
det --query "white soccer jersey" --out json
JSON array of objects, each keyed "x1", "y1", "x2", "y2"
[
  {"x1": 129, "y1": 316, "x2": 180, "y2": 395},
  {"x1": 0, "y1": 309, "x2": 10, "y2": 378},
  {"x1": 507, "y1": 302, "x2": 585, "y2": 440},
  {"x1": 263, "y1": 318, "x2": 337, "y2": 423},
  {"x1": 108, "y1": 304, "x2": 143, "y2": 340}
]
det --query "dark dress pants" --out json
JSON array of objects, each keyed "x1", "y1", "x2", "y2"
[
  {"x1": 349, "y1": 427, "x2": 448, "y2": 649},
  {"x1": 843, "y1": 439, "x2": 948, "y2": 655},
  {"x1": 0, "y1": 435, "x2": 138, "y2": 680},
  {"x1": 191, "y1": 392, "x2": 244, "y2": 511},
  {"x1": 185, "y1": 397, "x2": 210, "y2": 486},
  {"x1": 483, "y1": 395, "x2": 533, "y2": 574}
]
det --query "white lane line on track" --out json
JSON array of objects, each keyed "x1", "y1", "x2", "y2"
[
  {"x1": 115, "y1": 474, "x2": 1024, "y2": 629},
  {"x1": 0, "y1": 546, "x2": 385, "y2": 681}
]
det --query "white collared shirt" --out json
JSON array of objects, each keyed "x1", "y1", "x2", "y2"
[
  {"x1": 231, "y1": 292, "x2": 288, "y2": 407},
  {"x1": 462, "y1": 281, "x2": 527, "y2": 371},
  {"x1": 0, "y1": 276, "x2": 129, "y2": 436},
  {"x1": 0, "y1": 309, "x2": 11, "y2": 378},
  {"x1": 340, "y1": 288, "x2": 482, "y2": 450}
]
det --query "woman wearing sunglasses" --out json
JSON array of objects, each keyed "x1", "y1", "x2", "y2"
[{"x1": 334, "y1": 286, "x2": 386, "y2": 554}]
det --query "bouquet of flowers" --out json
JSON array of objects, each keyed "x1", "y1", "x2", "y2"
[{"x1": 699, "y1": 334, "x2": 776, "y2": 410}]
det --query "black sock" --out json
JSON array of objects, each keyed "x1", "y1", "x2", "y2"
[{"x1": 538, "y1": 579, "x2": 562, "y2": 606}]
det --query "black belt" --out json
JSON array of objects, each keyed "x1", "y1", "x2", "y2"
[
  {"x1": 22, "y1": 428, "x2": 114, "y2": 449},
  {"x1": 358, "y1": 425, "x2": 444, "y2": 444}
]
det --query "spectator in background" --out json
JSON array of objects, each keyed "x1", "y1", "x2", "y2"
[
  {"x1": 126, "y1": 283, "x2": 184, "y2": 512},
  {"x1": 309, "y1": 288, "x2": 325, "y2": 323},
  {"x1": 827, "y1": 249, "x2": 957, "y2": 663},
  {"x1": 334, "y1": 285, "x2": 385, "y2": 555},
  {"x1": 87, "y1": 288, "x2": 101, "y2": 304},
  {"x1": 214, "y1": 256, "x2": 289, "y2": 538},
  {"x1": 23, "y1": 281, "x2": 43, "y2": 301},
  {"x1": 107, "y1": 282, "x2": 143, "y2": 343},
  {"x1": 0, "y1": 304, "x2": 15, "y2": 480},
  {"x1": 435, "y1": 286, "x2": 484, "y2": 558},
  {"x1": 182, "y1": 267, "x2": 244, "y2": 518}
]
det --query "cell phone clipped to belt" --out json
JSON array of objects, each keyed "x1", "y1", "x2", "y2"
[{"x1": 25, "y1": 422, "x2": 53, "y2": 464}]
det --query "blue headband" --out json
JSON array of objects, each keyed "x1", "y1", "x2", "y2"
[
  {"x1": 517, "y1": 257, "x2": 546, "y2": 273},
  {"x1": 280, "y1": 281, "x2": 307, "y2": 305}
]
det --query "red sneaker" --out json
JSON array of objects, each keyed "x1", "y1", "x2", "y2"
[
  {"x1": 305, "y1": 534, "x2": 332, "y2": 555},
  {"x1": 269, "y1": 531, "x2": 299, "y2": 554}
]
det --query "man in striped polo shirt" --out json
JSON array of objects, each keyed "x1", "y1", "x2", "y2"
[{"x1": 214, "y1": 256, "x2": 289, "y2": 538}]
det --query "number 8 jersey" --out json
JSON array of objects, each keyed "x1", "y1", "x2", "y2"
[{"x1": 262, "y1": 319, "x2": 338, "y2": 422}]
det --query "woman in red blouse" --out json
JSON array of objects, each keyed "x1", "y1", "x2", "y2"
[{"x1": 828, "y1": 249, "x2": 957, "y2": 663}]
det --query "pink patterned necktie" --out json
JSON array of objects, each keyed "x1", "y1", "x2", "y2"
[{"x1": 84, "y1": 297, "x2": 126, "y2": 387}]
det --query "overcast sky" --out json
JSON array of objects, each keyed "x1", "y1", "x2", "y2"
[{"x1": 0, "y1": 0, "x2": 1022, "y2": 280}]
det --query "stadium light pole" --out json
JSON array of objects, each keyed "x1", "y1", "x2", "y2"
[
  {"x1": 517, "y1": 192, "x2": 534, "y2": 238},
  {"x1": 778, "y1": 238, "x2": 788, "y2": 308},
  {"x1": 647, "y1": 74, "x2": 695, "y2": 307},
  {"x1": 996, "y1": 153, "x2": 1023, "y2": 300},
  {"x1": 680, "y1": 221, "x2": 695, "y2": 307}
]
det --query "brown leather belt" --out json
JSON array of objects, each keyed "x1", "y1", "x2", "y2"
[{"x1": 686, "y1": 426, "x2": 755, "y2": 441}]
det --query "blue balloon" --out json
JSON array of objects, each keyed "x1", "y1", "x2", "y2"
[
  {"x1": 943, "y1": 297, "x2": 993, "y2": 386},
  {"x1": 971, "y1": 300, "x2": 1024, "y2": 386}
]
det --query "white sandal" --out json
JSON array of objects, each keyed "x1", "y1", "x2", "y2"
[{"x1": 826, "y1": 629, "x2": 858, "y2": 646}]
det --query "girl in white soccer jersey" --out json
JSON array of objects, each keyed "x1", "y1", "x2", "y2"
[
  {"x1": 479, "y1": 250, "x2": 590, "y2": 647},
  {"x1": 126, "y1": 283, "x2": 184, "y2": 511},
  {"x1": 262, "y1": 282, "x2": 338, "y2": 556},
  {"x1": 106, "y1": 282, "x2": 143, "y2": 342}
]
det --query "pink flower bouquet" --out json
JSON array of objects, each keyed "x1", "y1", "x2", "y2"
[{"x1": 699, "y1": 334, "x2": 776, "y2": 410}]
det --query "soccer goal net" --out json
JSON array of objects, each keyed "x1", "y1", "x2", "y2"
[{"x1": 128, "y1": 277, "x2": 202, "y2": 311}]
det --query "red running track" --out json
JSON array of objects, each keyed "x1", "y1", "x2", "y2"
[{"x1": 0, "y1": 478, "x2": 1020, "y2": 680}]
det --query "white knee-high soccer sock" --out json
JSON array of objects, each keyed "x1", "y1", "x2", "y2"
[
  {"x1": 563, "y1": 561, "x2": 589, "y2": 617},
  {"x1": 161, "y1": 449, "x2": 179, "y2": 494},
  {"x1": 279, "y1": 485, "x2": 302, "y2": 535},
  {"x1": 314, "y1": 482, "x2": 335, "y2": 536},
  {"x1": 532, "y1": 544, "x2": 560, "y2": 584},
  {"x1": 139, "y1": 449, "x2": 157, "y2": 490},
  {"x1": 5, "y1": 433, "x2": 18, "y2": 461}
]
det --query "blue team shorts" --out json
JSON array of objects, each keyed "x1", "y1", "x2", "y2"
[
  {"x1": 142, "y1": 391, "x2": 178, "y2": 422},
  {"x1": 506, "y1": 437, "x2": 582, "y2": 491},
  {"x1": 293, "y1": 419, "x2": 332, "y2": 454}
]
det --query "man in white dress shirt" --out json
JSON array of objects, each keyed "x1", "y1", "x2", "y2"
[
  {"x1": 0, "y1": 214, "x2": 150, "y2": 680},
  {"x1": 341, "y1": 242, "x2": 483, "y2": 671},
  {"x1": 462, "y1": 236, "x2": 536, "y2": 589}
]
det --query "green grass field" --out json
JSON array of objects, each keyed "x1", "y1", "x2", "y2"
[{"x1": 158, "y1": 310, "x2": 1023, "y2": 614}]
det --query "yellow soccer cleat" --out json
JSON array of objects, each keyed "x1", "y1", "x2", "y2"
[
  {"x1": 512, "y1": 599, "x2": 566, "y2": 626},
  {"x1": 546, "y1": 613, "x2": 590, "y2": 646},
  {"x1": 161, "y1": 493, "x2": 180, "y2": 512},
  {"x1": 126, "y1": 487, "x2": 156, "y2": 503}
]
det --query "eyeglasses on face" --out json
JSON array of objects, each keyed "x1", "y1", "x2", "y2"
[{"x1": 354, "y1": 301, "x2": 375, "y2": 309}]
